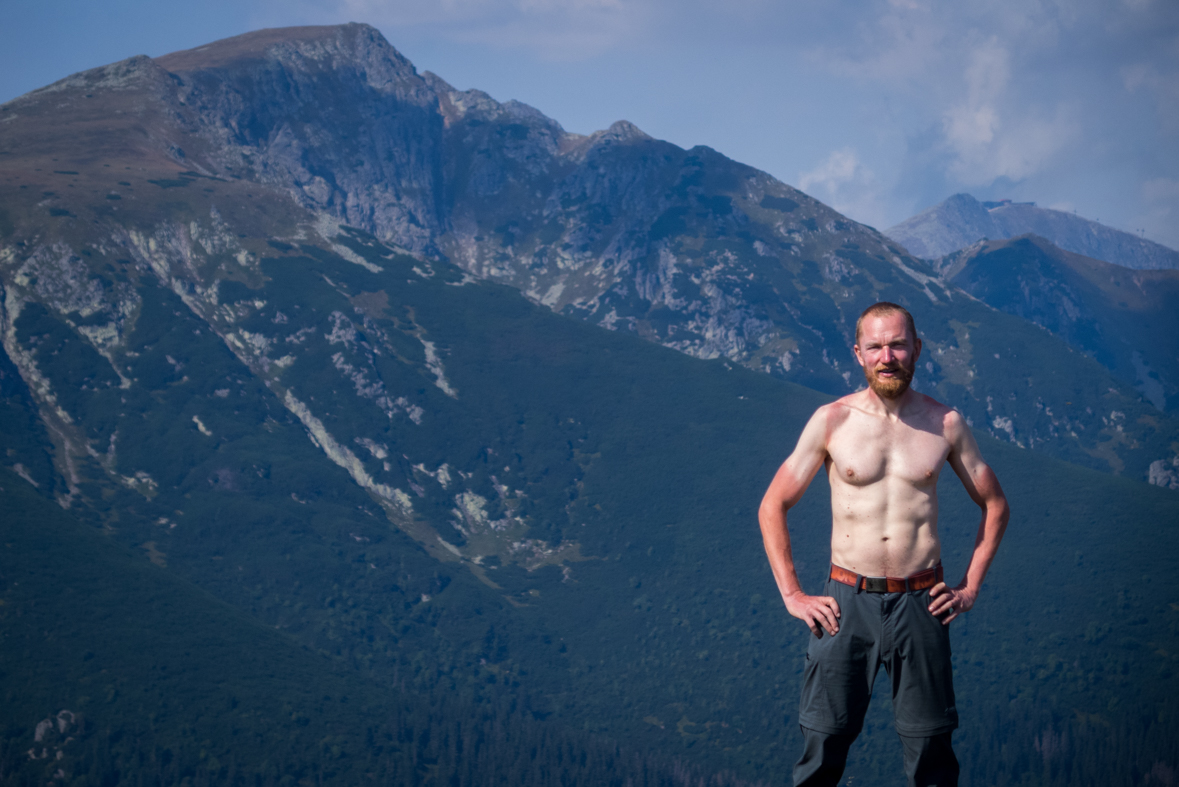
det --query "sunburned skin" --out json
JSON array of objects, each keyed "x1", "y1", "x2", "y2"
[
  {"x1": 824, "y1": 393, "x2": 952, "y2": 577},
  {"x1": 759, "y1": 311, "x2": 1010, "y2": 637}
]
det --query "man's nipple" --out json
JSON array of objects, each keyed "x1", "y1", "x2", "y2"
[{"x1": 846, "y1": 468, "x2": 855, "y2": 479}]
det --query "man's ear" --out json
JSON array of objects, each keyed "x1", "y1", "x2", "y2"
[
  {"x1": 914, "y1": 337, "x2": 923, "y2": 364},
  {"x1": 852, "y1": 343, "x2": 865, "y2": 367}
]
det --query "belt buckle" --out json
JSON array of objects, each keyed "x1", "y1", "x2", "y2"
[{"x1": 863, "y1": 576, "x2": 888, "y2": 593}]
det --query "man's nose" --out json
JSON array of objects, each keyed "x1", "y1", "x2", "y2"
[{"x1": 880, "y1": 346, "x2": 893, "y2": 362}]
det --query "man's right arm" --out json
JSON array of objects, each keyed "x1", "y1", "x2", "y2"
[{"x1": 759, "y1": 405, "x2": 841, "y2": 637}]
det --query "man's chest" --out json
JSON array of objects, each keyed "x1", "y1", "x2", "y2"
[{"x1": 827, "y1": 418, "x2": 951, "y2": 486}]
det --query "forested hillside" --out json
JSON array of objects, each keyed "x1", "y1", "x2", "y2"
[{"x1": 1, "y1": 226, "x2": 1176, "y2": 785}]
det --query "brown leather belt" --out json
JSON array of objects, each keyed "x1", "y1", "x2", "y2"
[{"x1": 829, "y1": 563, "x2": 943, "y2": 593}]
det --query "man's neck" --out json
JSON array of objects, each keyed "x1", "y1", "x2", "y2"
[{"x1": 863, "y1": 387, "x2": 916, "y2": 419}]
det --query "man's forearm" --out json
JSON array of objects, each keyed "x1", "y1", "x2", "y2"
[
  {"x1": 961, "y1": 500, "x2": 1009, "y2": 593},
  {"x1": 760, "y1": 504, "x2": 805, "y2": 602}
]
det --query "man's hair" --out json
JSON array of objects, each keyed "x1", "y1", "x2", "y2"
[{"x1": 855, "y1": 302, "x2": 917, "y2": 346}]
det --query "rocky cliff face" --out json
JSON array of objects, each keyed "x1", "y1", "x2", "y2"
[
  {"x1": 155, "y1": 24, "x2": 448, "y2": 254},
  {"x1": 2, "y1": 23, "x2": 1177, "y2": 484},
  {"x1": 887, "y1": 193, "x2": 1179, "y2": 270}
]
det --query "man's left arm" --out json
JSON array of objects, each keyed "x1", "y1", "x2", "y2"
[{"x1": 928, "y1": 410, "x2": 1011, "y2": 624}]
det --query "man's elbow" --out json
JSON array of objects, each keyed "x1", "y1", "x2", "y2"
[
  {"x1": 974, "y1": 466, "x2": 1009, "y2": 528},
  {"x1": 758, "y1": 496, "x2": 789, "y2": 527},
  {"x1": 990, "y1": 494, "x2": 1011, "y2": 531}
]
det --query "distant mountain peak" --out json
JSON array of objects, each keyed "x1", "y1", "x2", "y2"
[
  {"x1": 594, "y1": 119, "x2": 650, "y2": 144},
  {"x1": 156, "y1": 23, "x2": 389, "y2": 69},
  {"x1": 943, "y1": 192, "x2": 985, "y2": 210},
  {"x1": 886, "y1": 193, "x2": 1179, "y2": 270},
  {"x1": 154, "y1": 23, "x2": 423, "y2": 100}
]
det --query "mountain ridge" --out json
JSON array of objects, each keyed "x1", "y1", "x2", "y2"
[
  {"x1": 3, "y1": 24, "x2": 1178, "y2": 485},
  {"x1": 935, "y1": 233, "x2": 1179, "y2": 423},
  {"x1": 886, "y1": 192, "x2": 1179, "y2": 269}
]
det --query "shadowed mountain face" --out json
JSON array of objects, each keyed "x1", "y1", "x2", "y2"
[
  {"x1": 3, "y1": 23, "x2": 1174, "y2": 481},
  {"x1": 939, "y1": 235, "x2": 1179, "y2": 417},
  {"x1": 886, "y1": 193, "x2": 1179, "y2": 270},
  {"x1": 2, "y1": 24, "x2": 1179, "y2": 784}
]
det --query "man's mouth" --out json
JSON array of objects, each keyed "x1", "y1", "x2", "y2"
[{"x1": 865, "y1": 361, "x2": 914, "y2": 398}]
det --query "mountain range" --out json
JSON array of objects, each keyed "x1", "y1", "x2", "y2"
[
  {"x1": 1, "y1": 22, "x2": 1178, "y2": 785},
  {"x1": 885, "y1": 193, "x2": 1179, "y2": 270},
  {"x1": 2, "y1": 23, "x2": 1176, "y2": 484}
]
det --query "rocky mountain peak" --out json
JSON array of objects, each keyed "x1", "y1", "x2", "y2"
[
  {"x1": 157, "y1": 23, "x2": 427, "y2": 102},
  {"x1": 423, "y1": 70, "x2": 561, "y2": 136},
  {"x1": 594, "y1": 119, "x2": 651, "y2": 145},
  {"x1": 888, "y1": 192, "x2": 1179, "y2": 269},
  {"x1": 885, "y1": 193, "x2": 995, "y2": 259},
  {"x1": 158, "y1": 24, "x2": 399, "y2": 71},
  {"x1": 943, "y1": 192, "x2": 985, "y2": 211}
]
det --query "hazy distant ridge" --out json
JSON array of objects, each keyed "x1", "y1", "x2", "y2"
[{"x1": 886, "y1": 193, "x2": 1179, "y2": 269}]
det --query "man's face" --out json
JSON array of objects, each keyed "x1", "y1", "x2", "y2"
[{"x1": 854, "y1": 313, "x2": 921, "y2": 400}]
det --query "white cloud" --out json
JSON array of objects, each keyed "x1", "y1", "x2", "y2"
[
  {"x1": 1143, "y1": 177, "x2": 1179, "y2": 203},
  {"x1": 799, "y1": 148, "x2": 891, "y2": 229},
  {"x1": 1122, "y1": 61, "x2": 1179, "y2": 132},
  {"x1": 942, "y1": 38, "x2": 1008, "y2": 153},
  {"x1": 805, "y1": 0, "x2": 947, "y2": 83},
  {"x1": 941, "y1": 38, "x2": 1076, "y2": 186}
]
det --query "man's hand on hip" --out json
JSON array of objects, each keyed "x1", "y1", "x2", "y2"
[
  {"x1": 927, "y1": 581, "x2": 977, "y2": 625},
  {"x1": 785, "y1": 592, "x2": 841, "y2": 637}
]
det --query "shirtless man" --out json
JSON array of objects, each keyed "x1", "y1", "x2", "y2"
[{"x1": 759, "y1": 302, "x2": 1009, "y2": 787}]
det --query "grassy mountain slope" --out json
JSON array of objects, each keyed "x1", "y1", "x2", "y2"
[{"x1": 939, "y1": 234, "x2": 1179, "y2": 418}]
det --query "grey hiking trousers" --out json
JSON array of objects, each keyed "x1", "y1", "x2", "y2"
[{"x1": 794, "y1": 575, "x2": 960, "y2": 787}]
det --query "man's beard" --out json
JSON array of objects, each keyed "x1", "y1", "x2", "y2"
[{"x1": 864, "y1": 361, "x2": 914, "y2": 399}]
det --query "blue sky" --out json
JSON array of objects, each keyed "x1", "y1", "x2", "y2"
[{"x1": 3, "y1": 0, "x2": 1177, "y2": 248}]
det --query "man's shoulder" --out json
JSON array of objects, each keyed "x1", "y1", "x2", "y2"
[
  {"x1": 815, "y1": 394, "x2": 863, "y2": 424},
  {"x1": 912, "y1": 393, "x2": 968, "y2": 436},
  {"x1": 806, "y1": 394, "x2": 870, "y2": 445},
  {"x1": 914, "y1": 391, "x2": 954, "y2": 415}
]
